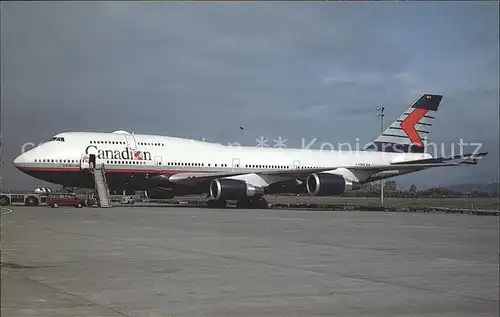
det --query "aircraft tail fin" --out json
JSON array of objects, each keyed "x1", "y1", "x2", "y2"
[{"x1": 369, "y1": 94, "x2": 443, "y2": 153}]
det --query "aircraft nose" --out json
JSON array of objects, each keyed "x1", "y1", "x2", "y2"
[{"x1": 13, "y1": 153, "x2": 27, "y2": 170}]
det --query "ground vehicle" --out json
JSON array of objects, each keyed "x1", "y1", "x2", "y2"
[
  {"x1": 46, "y1": 193, "x2": 85, "y2": 208},
  {"x1": 0, "y1": 192, "x2": 47, "y2": 206},
  {"x1": 120, "y1": 196, "x2": 135, "y2": 204}
]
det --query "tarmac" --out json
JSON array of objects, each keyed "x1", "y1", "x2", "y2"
[{"x1": 1, "y1": 206, "x2": 499, "y2": 317}]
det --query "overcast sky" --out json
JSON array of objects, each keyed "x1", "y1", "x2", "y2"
[{"x1": 1, "y1": 1, "x2": 498, "y2": 190}]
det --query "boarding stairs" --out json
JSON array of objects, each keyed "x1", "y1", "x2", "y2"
[{"x1": 92, "y1": 164, "x2": 111, "y2": 208}]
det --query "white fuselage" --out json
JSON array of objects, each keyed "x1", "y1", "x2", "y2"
[{"x1": 14, "y1": 131, "x2": 431, "y2": 192}]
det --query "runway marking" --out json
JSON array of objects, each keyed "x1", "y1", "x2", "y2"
[{"x1": 1, "y1": 207, "x2": 13, "y2": 215}]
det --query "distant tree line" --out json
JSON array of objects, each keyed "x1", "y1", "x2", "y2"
[{"x1": 343, "y1": 180, "x2": 499, "y2": 198}]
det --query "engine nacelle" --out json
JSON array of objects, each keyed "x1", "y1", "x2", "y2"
[
  {"x1": 210, "y1": 179, "x2": 263, "y2": 200},
  {"x1": 306, "y1": 173, "x2": 358, "y2": 196}
]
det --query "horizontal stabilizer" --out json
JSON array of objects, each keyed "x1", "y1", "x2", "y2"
[{"x1": 391, "y1": 152, "x2": 488, "y2": 166}]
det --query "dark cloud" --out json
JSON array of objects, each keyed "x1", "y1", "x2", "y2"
[{"x1": 1, "y1": 1, "x2": 498, "y2": 189}]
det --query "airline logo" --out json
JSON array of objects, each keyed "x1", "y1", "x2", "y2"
[
  {"x1": 85, "y1": 145, "x2": 152, "y2": 161},
  {"x1": 134, "y1": 151, "x2": 148, "y2": 160},
  {"x1": 400, "y1": 108, "x2": 428, "y2": 147}
]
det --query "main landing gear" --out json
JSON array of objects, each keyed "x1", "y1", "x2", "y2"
[
  {"x1": 236, "y1": 197, "x2": 269, "y2": 209},
  {"x1": 207, "y1": 197, "x2": 269, "y2": 209},
  {"x1": 207, "y1": 199, "x2": 228, "y2": 208}
]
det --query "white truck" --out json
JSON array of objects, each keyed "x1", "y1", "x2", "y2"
[{"x1": 0, "y1": 192, "x2": 49, "y2": 206}]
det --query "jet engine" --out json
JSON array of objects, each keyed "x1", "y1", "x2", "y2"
[
  {"x1": 306, "y1": 173, "x2": 358, "y2": 196},
  {"x1": 210, "y1": 179, "x2": 264, "y2": 200}
]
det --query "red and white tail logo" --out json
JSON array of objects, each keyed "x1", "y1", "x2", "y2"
[{"x1": 372, "y1": 94, "x2": 442, "y2": 153}]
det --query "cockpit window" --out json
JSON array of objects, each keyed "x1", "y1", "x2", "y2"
[{"x1": 49, "y1": 137, "x2": 65, "y2": 142}]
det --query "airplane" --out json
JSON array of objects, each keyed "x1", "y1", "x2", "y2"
[{"x1": 13, "y1": 93, "x2": 487, "y2": 208}]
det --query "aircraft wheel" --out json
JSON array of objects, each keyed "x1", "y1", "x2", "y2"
[
  {"x1": 250, "y1": 198, "x2": 269, "y2": 209},
  {"x1": 236, "y1": 198, "x2": 269, "y2": 209},
  {"x1": 25, "y1": 196, "x2": 39, "y2": 206},
  {"x1": 207, "y1": 199, "x2": 227, "y2": 208},
  {"x1": 0, "y1": 196, "x2": 10, "y2": 206},
  {"x1": 236, "y1": 199, "x2": 250, "y2": 209}
]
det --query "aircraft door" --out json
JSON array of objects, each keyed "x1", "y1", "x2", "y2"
[
  {"x1": 232, "y1": 158, "x2": 240, "y2": 168},
  {"x1": 89, "y1": 154, "x2": 96, "y2": 169},
  {"x1": 80, "y1": 154, "x2": 90, "y2": 170},
  {"x1": 293, "y1": 160, "x2": 300, "y2": 169},
  {"x1": 125, "y1": 134, "x2": 137, "y2": 150},
  {"x1": 154, "y1": 156, "x2": 162, "y2": 171}
]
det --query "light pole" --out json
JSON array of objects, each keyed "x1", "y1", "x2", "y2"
[{"x1": 377, "y1": 106, "x2": 385, "y2": 204}]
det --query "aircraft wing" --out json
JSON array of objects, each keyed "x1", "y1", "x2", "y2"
[
  {"x1": 165, "y1": 152, "x2": 488, "y2": 186},
  {"x1": 259, "y1": 152, "x2": 489, "y2": 177}
]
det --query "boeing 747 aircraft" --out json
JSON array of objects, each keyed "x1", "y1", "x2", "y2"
[{"x1": 13, "y1": 94, "x2": 487, "y2": 208}]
